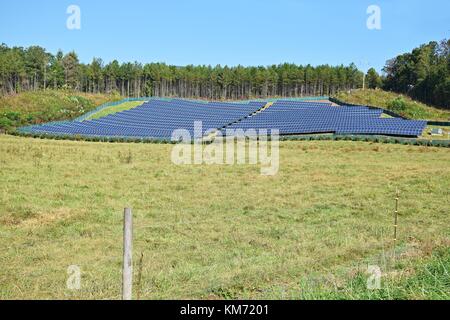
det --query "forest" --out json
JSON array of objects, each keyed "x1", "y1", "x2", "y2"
[
  {"x1": 382, "y1": 39, "x2": 449, "y2": 109},
  {"x1": 0, "y1": 43, "x2": 363, "y2": 99},
  {"x1": 0, "y1": 39, "x2": 448, "y2": 109}
]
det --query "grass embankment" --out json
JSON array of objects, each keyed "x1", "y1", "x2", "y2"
[
  {"x1": 334, "y1": 89, "x2": 450, "y2": 121},
  {"x1": 86, "y1": 101, "x2": 145, "y2": 120},
  {"x1": 0, "y1": 90, "x2": 122, "y2": 131},
  {"x1": 0, "y1": 135, "x2": 448, "y2": 299}
]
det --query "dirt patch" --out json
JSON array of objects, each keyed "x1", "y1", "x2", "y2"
[{"x1": 22, "y1": 208, "x2": 85, "y2": 227}]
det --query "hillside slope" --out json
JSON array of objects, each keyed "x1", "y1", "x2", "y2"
[
  {"x1": 334, "y1": 89, "x2": 450, "y2": 121},
  {"x1": 0, "y1": 90, "x2": 121, "y2": 131}
]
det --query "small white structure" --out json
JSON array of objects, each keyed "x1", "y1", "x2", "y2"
[{"x1": 430, "y1": 128, "x2": 443, "y2": 136}]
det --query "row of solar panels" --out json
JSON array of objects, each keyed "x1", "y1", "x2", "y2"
[
  {"x1": 21, "y1": 99, "x2": 427, "y2": 139},
  {"x1": 25, "y1": 99, "x2": 266, "y2": 138},
  {"x1": 225, "y1": 101, "x2": 426, "y2": 137}
]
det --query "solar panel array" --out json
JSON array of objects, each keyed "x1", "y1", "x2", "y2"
[
  {"x1": 22, "y1": 99, "x2": 427, "y2": 139},
  {"x1": 225, "y1": 101, "x2": 426, "y2": 137},
  {"x1": 26, "y1": 99, "x2": 266, "y2": 139}
]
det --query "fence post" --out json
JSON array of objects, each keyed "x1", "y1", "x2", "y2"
[
  {"x1": 393, "y1": 190, "x2": 399, "y2": 260},
  {"x1": 122, "y1": 208, "x2": 133, "y2": 300}
]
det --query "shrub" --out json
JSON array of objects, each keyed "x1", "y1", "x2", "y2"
[
  {"x1": 388, "y1": 97, "x2": 407, "y2": 114},
  {"x1": 0, "y1": 116, "x2": 13, "y2": 129}
]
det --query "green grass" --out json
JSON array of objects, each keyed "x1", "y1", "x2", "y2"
[
  {"x1": 341, "y1": 248, "x2": 450, "y2": 300},
  {"x1": 334, "y1": 89, "x2": 450, "y2": 121},
  {"x1": 285, "y1": 247, "x2": 450, "y2": 300},
  {"x1": 86, "y1": 101, "x2": 145, "y2": 120},
  {"x1": 0, "y1": 135, "x2": 449, "y2": 300},
  {"x1": 0, "y1": 90, "x2": 121, "y2": 131}
]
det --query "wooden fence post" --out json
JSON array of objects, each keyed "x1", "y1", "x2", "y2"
[{"x1": 122, "y1": 208, "x2": 133, "y2": 300}]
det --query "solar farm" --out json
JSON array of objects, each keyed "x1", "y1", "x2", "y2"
[
  {"x1": 19, "y1": 99, "x2": 428, "y2": 140},
  {"x1": 2, "y1": 0, "x2": 450, "y2": 303},
  {"x1": 2, "y1": 94, "x2": 449, "y2": 300}
]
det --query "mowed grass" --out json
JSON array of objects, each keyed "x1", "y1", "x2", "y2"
[
  {"x1": 0, "y1": 135, "x2": 449, "y2": 300},
  {"x1": 86, "y1": 101, "x2": 145, "y2": 120}
]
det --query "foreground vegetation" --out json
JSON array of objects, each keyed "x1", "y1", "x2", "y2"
[
  {"x1": 0, "y1": 90, "x2": 121, "y2": 131},
  {"x1": 335, "y1": 89, "x2": 450, "y2": 121},
  {"x1": 343, "y1": 248, "x2": 449, "y2": 300},
  {"x1": 296, "y1": 247, "x2": 450, "y2": 300},
  {"x1": 0, "y1": 135, "x2": 448, "y2": 299}
]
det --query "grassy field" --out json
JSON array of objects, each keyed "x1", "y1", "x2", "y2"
[
  {"x1": 0, "y1": 134, "x2": 449, "y2": 300},
  {"x1": 0, "y1": 90, "x2": 121, "y2": 130},
  {"x1": 334, "y1": 89, "x2": 450, "y2": 121},
  {"x1": 86, "y1": 101, "x2": 145, "y2": 120}
]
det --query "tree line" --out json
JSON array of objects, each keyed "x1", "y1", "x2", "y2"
[
  {"x1": 1, "y1": 40, "x2": 448, "y2": 109},
  {"x1": 382, "y1": 39, "x2": 449, "y2": 109},
  {"x1": 0, "y1": 43, "x2": 364, "y2": 99}
]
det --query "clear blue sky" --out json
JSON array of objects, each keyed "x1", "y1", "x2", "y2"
[{"x1": 1, "y1": 0, "x2": 448, "y2": 72}]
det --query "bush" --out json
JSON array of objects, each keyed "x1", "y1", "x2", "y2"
[
  {"x1": 388, "y1": 97, "x2": 407, "y2": 114},
  {"x1": 0, "y1": 116, "x2": 14, "y2": 129}
]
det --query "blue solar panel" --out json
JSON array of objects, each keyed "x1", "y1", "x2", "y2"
[
  {"x1": 224, "y1": 101, "x2": 426, "y2": 137},
  {"x1": 27, "y1": 99, "x2": 266, "y2": 139},
  {"x1": 21, "y1": 99, "x2": 427, "y2": 139}
]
